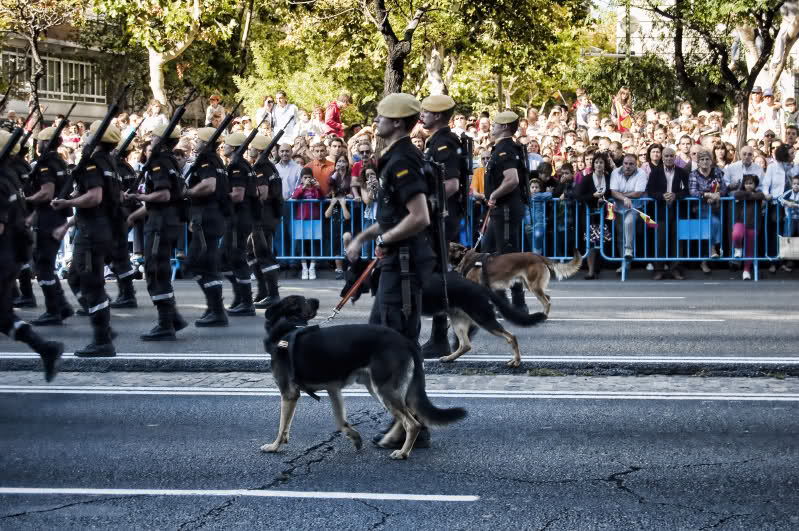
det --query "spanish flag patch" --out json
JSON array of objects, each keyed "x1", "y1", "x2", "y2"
[
  {"x1": 437, "y1": 145, "x2": 447, "y2": 151},
  {"x1": 87, "y1": 165, "x2": 96, "y2": 170},
  {"x1": 153, "y1": 166, "x2": 160, "y2": 172},
  {"x1": 201, "y1": 164, "x2": 209, "y2": 168},
  {"x1": 40, "y1": 167, "x2": 49, "y2": 172},
  {"x1": 396, "y1": 169, "x2": 408, "y2": 178}
]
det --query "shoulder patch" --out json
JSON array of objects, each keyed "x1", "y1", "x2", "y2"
[
  {"x1": 396, "y1": 169, "x2": 409, "y2": 178},
  {"x1": 152, "y1": 166, "x2": 161, "y2": 172},
  {"x1": 201, "y1": 164, "x2": 209, "y2": 168},
  {"x1": 437, "y1": 145, "x2": 448, "y2": 151},
  {"x1": 40, "y1": 167, "x2": 49, "y2": 172},
  {"x1": 232, "y1": 170, "x2": 240, "y2": 174},
  {"x1": 499, "y1": 153, "x2": 506, "y2": 157},
  {"x1": 87, "y1": 165, "x2": 97, "y2": 170}
]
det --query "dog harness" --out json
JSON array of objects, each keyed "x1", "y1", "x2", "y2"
[{"x1": 276, "y1": 325, "x2": 322, "y2": 401}]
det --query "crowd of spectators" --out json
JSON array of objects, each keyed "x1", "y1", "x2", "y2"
[{"x1": 11, "y1": 83, "x2": 799, "y2": 281}]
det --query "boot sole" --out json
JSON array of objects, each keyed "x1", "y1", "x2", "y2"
[
  {"x1": 141, "y1": 335, "x2": 177, "y2": 341},
  {"x1": 194, "y1": 321, "x2": 229, "y2": 327},
  {"x1": 74, "y1": 352, "x2": 116, "y2": 358}
]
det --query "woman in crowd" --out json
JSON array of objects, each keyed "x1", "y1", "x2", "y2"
[
  {"x1": 712, "y1": 141, "x2": 730, "y2": 170},
  {"x1": 643, "y1": 143, "x2": 663, "y2": 176},
  {"x1": 576, "y1": 151, "x2": 612, "y2": 279},
  {"x1": 140, "y1": 100, "x2": 167, "y2": 134},
  {"x1": 610, "y1": 86, "x2": 633, "y2": 132},
  {"x1": 689, "y1": 149, "x2": 727, "y2": 274}
]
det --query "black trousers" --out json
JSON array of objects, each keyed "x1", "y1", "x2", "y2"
[
  {"x1": 67, "y1": 221, "x2": 112, "y2": 332},
  {"x1": 144, "y1": 227, "x2": 178, "y2": 304},
  {"x1": 486, "y1": 206, "x2": 522, "y2": 254},
  {"x1": 0, "y1": 259, "x2": 22, "y2": 336},
  {"x1": 368, "y1": 262, "x2": 424, "y2": 344},
  {"x1": 109, "y1": 215, "x2": 135, "y2": 280},
  {"x1": 33, "y1": 228, "x2": 66, "y2": 313},
  {"x1": 185, "y1": 208, "x2": 225, "y2": 286},
  {"x1": 222, "y1": 214, "x2": 252, "y2": 281},
  {"x1": 249, "y1": 226, "x2": 279, "y2": 275}
]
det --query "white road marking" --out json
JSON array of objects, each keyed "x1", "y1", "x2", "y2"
[
  {"x1": 425, "y1": 318, "x2": 725, "y2": 322},
  {"x1": 0, "y1": 487, "x2": 479, "y2": 502},
  {"x1": 531, "y1": 296, "x2": 687, "y2": 300},
  {"x1": 2, "y1": 385, "x2": 797, "y2": 401}
]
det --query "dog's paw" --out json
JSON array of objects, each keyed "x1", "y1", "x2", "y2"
[
  {"x1": 280, "y1": 434, "x2": 289, "y2": 444},
  {"x1": 390, "y1": 450, "x2": 408, "y2": 460},
  {"x1": 439, "y1": 355, "x2": 456, "y2": 363},
  {"x1": 351, "y1": 433, "x2": 362, "y2": 450},
  {"x1": 261, "y1": 442, "x2": 281, "y2": 453},
  {"x1": 506, "y1": 359, "x2": 521, "y2": 368}
]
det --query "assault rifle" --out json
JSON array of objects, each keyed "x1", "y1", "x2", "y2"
[
  {"x1": 112, "y1": 118, "x2": 143, "y2": 160},
  {"x1": 0, "y1": 86, "x2": 11, "y2": 113},
  {"x1": 19, "y1": 106, "x2": 48, "y2": 157},
  {"x1": 424, "y1": 155, "x2": 449, "y2": 310},
  {"x1": 57, "y1": 84, "x2": 130, "y2": 199},
  {"x1": 253, "y1": 115, "x2": 294, "y2": 168},
  {"x1": 35, "y1": 102, "x2": 76, "y2": 162},
  {"x1": 183, "y1": 98, "x2": 243, "y2": 179},
  {"x1": 0, "y1": 107, "x2": 35, "y2": 166},
  {"x1": 230, "y1": 111, "x2": 272, "y2": 166},
  {"x1": 140, "y1": 88, "x2": 195, "y2": 171}
]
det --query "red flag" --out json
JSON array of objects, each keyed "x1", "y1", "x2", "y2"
[
  {"x1": 639, "y1": 211, "x2": 658, "y2": 228},
  {"x1": 710, "y1": 181, "x2": 719, "y2": 194},
  {"x1": 605, "y1": 202, "x2": 616, "y2": 221}
]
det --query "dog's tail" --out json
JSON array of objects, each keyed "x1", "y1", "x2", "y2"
[
  {"x1": 547, "y1": 249, "x2": 583, "y2": 280},
  {"x1": 488, "y1": 289, "x2": 548, "y2": 326},
  {"x1": 408, "y1": 359, "x2": 467, "y2": 426}
]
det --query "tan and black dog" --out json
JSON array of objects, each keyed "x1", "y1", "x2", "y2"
[
  {"x1": 262, "y1": 295, "x2": 467, "y2": 460},
  {"x1": 448, "y1": 243, "x2": 582, "y2": 316}
]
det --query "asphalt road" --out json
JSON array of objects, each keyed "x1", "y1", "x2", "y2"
[
  {"x1": 2, "y1": 277, "x2": 799, "y2": 375},
  {"x1": 1, "y1": 377, "x2": 798, "y2": 530}
]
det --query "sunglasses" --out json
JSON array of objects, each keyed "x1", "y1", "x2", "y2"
[
  {"x1": 266, "y1": 100, "x2": 274, "y2": 104},
  {"x1": 358, "y1": 150, "x2": 371, "y2": 156},
  {"x1": 765, "y1": 134, "x2": 776, "y2": 138}
]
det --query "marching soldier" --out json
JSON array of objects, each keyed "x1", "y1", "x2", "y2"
[
  {"x1": 485, "y1": 110, "x2": 528, "y2": 312},
  {"x1": 10, "y1": 141, "x2": 36, "y2": 309},
  {"x1": 27, "y1": 127, "x2": 74, "y2": 325},
  {"x1": 419, "y1": 94, "x2": 466, "y2": 358},
  {"x1": 0, "y1": 130, "x2": 63, "y2": 381},
  {"x1": 51, "y1": 121, "x2": 122, "y2": 357},
  {"x1": 184, "y1": 127, "x2": 230, "y2": 327},
  {"x1": 249, "y1": 134, "x2": 282, "y2": 308},
  {"x1": 129, "y1": 124, "x2": 188, "y2": 340},
  {"x1": 107, "y1": 137, "x2": 139, "y2": 309},
  {"x1": 222, "y1": 132, "x2": 257, "y2": 316}
]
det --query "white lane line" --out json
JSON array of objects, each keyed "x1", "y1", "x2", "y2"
[
  {"x1": 532, "y1": 296, "x2": 687, "y2": 300},
  {"x1": 424, "y1": 318, "x2": 725, "y2": 322},
  {"x1": 2, "y1": 386, "x2": 797, "y2": 401},
  {"x1": 0, "y1": 487, "x2": 478, "y2": 502}
]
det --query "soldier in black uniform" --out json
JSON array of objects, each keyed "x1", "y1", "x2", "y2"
[
  {"x1": 249, "y1": 134, "x2": 282, "y2": 308},
  {"x1": 0, "y1": 130, "x2": 63, "y2": 381},
  {"x1": 51, "y1": 121, "x2": 122, "y2": 357},
  {"x1": 484, "y1": 110, "x2": 528, "y2": 312},
  {"x1": 221, "y1": 132, "x2": 257, "y2": 316},
  {"x1": 10, "y1": 141, "x2": 36, "y2": 309},
  {"x1": 108, "y1": 136, "x2": 139, "y2": 309},
  {"x1": 345, "y1": 93, "x2": 434, "y2": 450},
  {"x1": 185, "y1": 127, "x2": 230, "y2": 327},
  {"x1": 27, "y1": 126, "x2": 74, "y2": 325},
  {"x1": 129, "y1": 123, "x2": 188, "y2": 340},
  {"x1": 419, "y1": 94, "x2": 467, "y2": 358}
]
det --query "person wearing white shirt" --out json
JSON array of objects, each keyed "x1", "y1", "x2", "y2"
[
  {"x1": 763, "y1": 144, "x2": 793, "y2": 271},
  {"x1": 724, "y1": 146, "x2": 764, "y2": 192},
  {"x1": 273, "y1": 90, "x2": 298, "y2": 143},
  {"x1": 140, "y1": 101, "x2": 167, "y2": 134},
  {"x1": 610, "y1": 154, "x2": 649, "y2": 258},
  {"x1": 255, "y1": 96, "x2": 275, "y2": 132}
]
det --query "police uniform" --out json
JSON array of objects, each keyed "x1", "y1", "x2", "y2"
[
  {"x1": 370, "y1": 94, "x2": 433, "y2": 343},
  {"x1": 185, "y1": 127, "x2": 230, "y2": 327},
  {"x1": 10, "y1": 147, "x2": 36, "y2": 308},
  {"x1": 108, "y1": 144, "x2": 139, "y2": 309},
  {"x1": 222, "y1": 132, "x2": 258, "y2": 316},
  {"x1": 66, "y1": 121, "x2": 122, "y2": 357},
  {"x1": 484, "y1": 111, "x2": 528, "y2": 310},
  {"x1": 140, "y1": 124, "x2": 188, "y2": 340},
  {"x1": 250, "y1": 134, "x2": 281, "y2": 308},
  {"x1": 29, "y1": 127, "x2": 73, "y2": 325},
  {"x1": 0, "y1": 131, "x2": 63, "y2": 381}
]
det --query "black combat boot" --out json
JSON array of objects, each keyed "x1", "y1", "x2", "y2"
[
  {"x1": 421, "y1": 314, "x2": 451, "y2": 359},
  {"x1": 13, "y1": 268, "x2": 37, "y2": 308},
  {"x1": 252, "y1": 265, "x2": 267, "y2": 306},
  {"x1": 195, "y1": 284, "x2": 228, "y2": 327},
  {"x1": 263, "y1": 270, "x2": 281, "y2": 308},
  {"x1": 110, "y1": 275, "x2": 137, "y2": 308},
  {"x1": 226, "y1": 275, "x2": 241, "y2": 311},
  {"x1": 511, "y1": 283, "x2": 529, "y2": 314},
  {"x1": 141, "y1": 302, "x2": 176, "y2": 341},
  {"x1": 15, "y1": 322, "x2": 64, "y2": 382},
  {"x1": 32, "y1": 284, "x2": 65, "y2": 326},
  {"x1": 228, "y1": 280, "x2": 255, "y2": 316},
  {"x1": 75, "y1": 307, "x2": 116, "y2": 357}
]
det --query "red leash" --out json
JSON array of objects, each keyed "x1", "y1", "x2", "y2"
[{"x1": 326, "y1": 258, "x2": 378, "y2": 321}]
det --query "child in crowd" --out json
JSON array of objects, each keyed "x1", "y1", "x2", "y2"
[
  {"x1": 291, "y1": 168, "x2": 323, "y2": 279},
  {"x1": 731, "y1": 174, "x2": 766, "y2": 280},
  {"x1": 524, "y1": 179, "x2": 552, "y2": 255},
  {"x1": 325, "y1": 188, "x2": 352, "y2": 279},
  {"x1": 778, "y1": 175, "x2": 799, "y2": 270}
]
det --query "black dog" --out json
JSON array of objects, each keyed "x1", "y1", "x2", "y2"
[
  {"x1": 342, "y1": 259, "x2": 548, "y2": 367},
  {"x1": 262, "y1": 295, "x2": 467, "y2": 460}
]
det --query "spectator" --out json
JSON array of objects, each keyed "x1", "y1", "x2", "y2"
[
  {"x1": 305, "y1": 137, "x2": 334, "y2": 196},
  {"x1": 644, "y1": 143, "x2": 663, "y2": 176},
  {"x1": 732, "y1": 174, "x2": 766, "y2": 280},
  {"x1": 291, "y1": 169, "x2": 323, "y2": 280},
  {"x1": 255, "y1": 95, "x2": 275, "y2": 131},
  {"x1": 610, "y1": 153, "x2": 648, "y2": 260},
  {"x1": 327, "y1": 155, "x2": 353, "y2": 278},
  {"x1": 205, "y1": 94, "x2": 224, "y2": 126},
  {"x1": 452, "y1": 114, "x2": 468, "y2": 137},
  {"x1": 471, "y1": 150, "x2": 490, "y2": 203},
  {"x1": 712, "y1": 141, "x2": 730, "y2": 170},
  {"x1": 689, "y1": 149, "x2": 727, "y2": 273},
  {"x1": 763, "y1": 143, "x2": 793, "y2": 272},
  {"x1": 647, "y1": 146, "x2": 689, "y2": 279},
  {"x1": 295, "y1": 109, "x2": 312, "y2": 137},
  {"x1": 61, "y1": 123, "x2": 81, "y2": 151},
  {"x1": 610, "y1": 86, "x2": 633, "y2": 132},
  {"x1": 783, "y1": 98, "x2": 799, "y2": 132},
  {"x1": 575, "y1": 89, "x2": 600, "y2": 128},
  {"x1": 276, "y1": 142, "x2": 303, "y2": 200},
  {"x1": 273, "y1": 90, "x2": 298, "y2": 142},
  {"x1": 677, "y1": 101, "x2": 694, "y2": 123},
  {"x1": 724, "y1": 145, "x2": 762, "y2": 193},
  {"x1": 525, "y1": 179, "x2": 552, "y2": 255},
  {"x1": 779, "y1": 175, "x2": 799, "y2": 272},
  {"x1": 586, "y1": 113, "x2": 602, "y2": 140},
  {"x1": 577, "y1": 151, "x2": 611, "y2": 279},
  {"x1": 326, "y1": 136, "x2": 347, "y2": 166},
  {"x1": 141, "y1": 100, "x2": 167, "y2": 134},
  {"x1": 324, "y1": 92, "x2": 351, "y2": 137}
]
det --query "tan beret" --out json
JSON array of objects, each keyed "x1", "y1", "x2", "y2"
[
  {"x1": 494, "y1": 111, "x2": 519, "y2": 125},
  {"x1": 377, "y1": 93, "x2": 421, "y2": 119},
  {"x1": 89, "y1": 120, "x2": 122, "y2": 144},
  {"x1": 38, "y1": 126, "x2": 58, "y2": 142},
  {"x1": 0, "y1": 130, "x2": 10, "y2": 151},
  {"x1": 224, "y1": 131, "x2": 248, "y2": 147},
  {"x1": 421, "y1": 94, "x2": 456, "y2": 113},
  {"x1": 11, "y1": 141, "x2": 20, "y2": 155},
  {"x1": 250, "y1": 134, "x2": 270, "y2": 151},
  {"x1": 197, "y1": 127, "x2": 218, "y2": 143},
  {"x1": 152, "y1": 124, "x2": 181, "y2": 139}
]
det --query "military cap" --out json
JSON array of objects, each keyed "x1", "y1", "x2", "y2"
[
  {"x1": 38, "y1": 126, "x2": 58, "y2": 142},
  {"x1": 196, "y1": 127, "x2": 219, "y2": 143},
  {"x1": 250, "y1": 134, "x2": 270, "y2": 151},
  {"x1": 11, "y1": 142, "x2": 20, "y2": 156},
  {"x1": 377, "y1": 93, "x2": 422, "y2": 118},
  {"x1": 224, "y1": 131, "x2": 248, "y2": 147},
  {"x1": 89, "y1": 120, "x2": 122, "y2": 144},
  {"x1": 0, "y1": 129, "x2": 10, "y2": 150},
  {"x1": 494, "y1": 111, "x2": 519, "y2": 125},
  {"x1": 421, "y1": 94, "x2": 456, "y2": 113},
  {"x1": 152, "y1": 123, "x2": 181, "y2": 139}
]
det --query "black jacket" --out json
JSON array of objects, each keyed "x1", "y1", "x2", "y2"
[{"x1": 646, "y1": 164, "x2": 690, "y2": 201}]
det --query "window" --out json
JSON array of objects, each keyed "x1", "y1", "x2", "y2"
[{"x1": 1, "y1": 47, "x2": 106, "y2": 104}]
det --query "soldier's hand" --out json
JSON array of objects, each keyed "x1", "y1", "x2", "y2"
[
  {"x1": 487, "y1": 197, "x2": 496, "y2": 209},
  {"x1": 345, "y1": 238, "x2": 361, "y2": 263},
  {"x1": 50, "y1": 198, "x2": 69, "y2": 210},
  {"x1": 52, "y1": 224, "x2": 67, "y2": 241}
]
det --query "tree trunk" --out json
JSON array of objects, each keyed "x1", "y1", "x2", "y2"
[
  {"x1": 495, "y1": 72, "x2": 504, "y2": 112},
  {"x1": 148, "y1": 49, "x2": 168, "y2": 106},
  {"x1": 735, "y1": 95, "x2": 749, "y2": 154},
  {"x1": 26, "y1": 34, "x2": 44, "y2": 127},
  {"x1": 384, "y1": 44, "x2": 408, "y2": 96}
]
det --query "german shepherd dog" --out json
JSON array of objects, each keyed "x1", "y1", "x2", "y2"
[
  {"x1": 262, "y1": 295, "x2": 467, "y2": 460},
  {"x1": 342, "y1": 260, "x2": 548, "y2": 367},
  {"x1": 448, "y1": 243, "x2": 583, "y2": 316}
]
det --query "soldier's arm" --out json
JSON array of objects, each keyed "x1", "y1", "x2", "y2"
[
  {"x1": 380, "y1": 193, "x2": 430, "y2": 245},
  {"x1": 187, "y1": 177, "x2": 216, "y2": 198},
  {"x1": 489, "y1": 168, "x2": 519, "y2": 201},
  {"x1": 26, "y1": 182, "x2": 55, "y2": 203},
  {"x1": 135, "y1": 189, "x2": 170, "y2": 203},
  {"x1": 52, "y1": 186, "x2": 102, "y2": 210}
]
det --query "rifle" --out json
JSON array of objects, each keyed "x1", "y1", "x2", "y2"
[
  {"x1": 253, "y1": 115, "x2": 294, "y2": 168},
  {"x1": 0, "y1": 85, "x2": 11, "y2": 113},
  {"x1": 34, "y1": 102, "x2": 76, "y2": 162},
  {"x1": 0, "y1": 107, "x2": 35, "y2": 166},
  {"x1": 140, "y1": 88, "x2": 195, "y2": 171},
  {"x1": 183, "y1": 98, "x2": 243, "y2": 179},
  {"x1": 424, "y1": 156, "x2": 449, "y2": 311},
  {"x1": 57, "y1": 84, "x2": 130, "y2": 199},
  {"x1": 112, "y1": 117, "x2": 143, "y2": 160},
  {"x1": 231, "y1": 111, "x2": 272, "y2": 165},
  {"x1": 459, "y1": 132, "x2": 474, "y2": 215}
]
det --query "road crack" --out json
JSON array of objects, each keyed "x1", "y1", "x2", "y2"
[
  {"x1": 602, "y1": 465, "x2": 644, "y2": 502},
  {"x1": 0, "y1": 495, "x2": 141, "y2": 519},
  {"x1": 356, "y1": 500, "x2": 392, "y2": 531},
  {"x1": 177, "y1": 498, "x2": 237, "y2": 531},
  {"x1": 698, "y1": 513, "x2": 751, "y2": 530}
]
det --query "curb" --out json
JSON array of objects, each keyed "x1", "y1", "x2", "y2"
[{"x1": 3, "y1": 357, "x2": 798, "y2": 378}]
